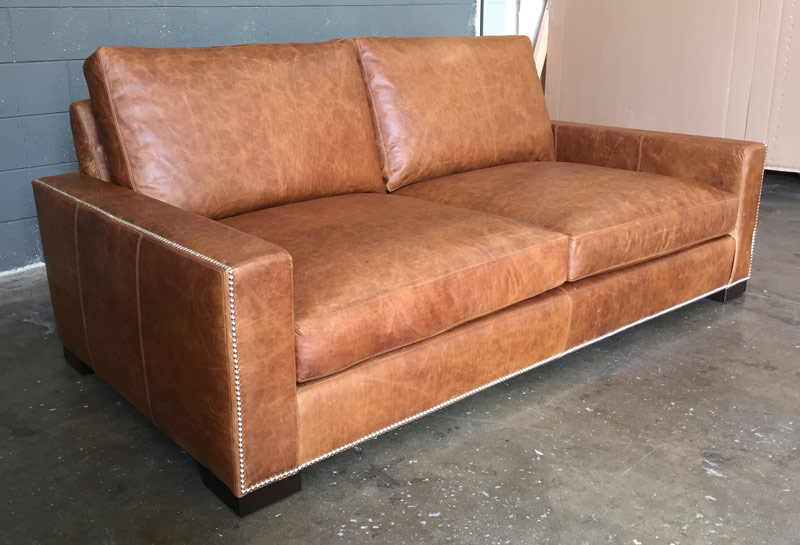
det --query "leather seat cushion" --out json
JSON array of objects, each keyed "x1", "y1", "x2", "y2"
[
  {"x1": 220, "y1": 194, "x2": 568, "y2": 382},
  {"x1": 395, "y1": 162, "x2": 739, "y2": 281}
]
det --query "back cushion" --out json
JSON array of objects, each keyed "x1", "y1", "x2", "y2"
[
  {"x1": 356, "y1": 36, "x2": 554, "y2": 191},
  {"x1": 84, "y1": 40, "x2": 384, "y2": 218}
]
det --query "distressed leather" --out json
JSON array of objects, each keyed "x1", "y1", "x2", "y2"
[
  {"x1": 221, "y1": 193, "x2": 569, "y2": 381},
  {"x1": 553, "y1": 121, "x2": 766, "y2": 283},
  {"x1": 560, "y1": 236, "x2": 735, "y2": 347},
  {"x1": 38, "y1": 38, "x2": 767, "y2": 500},
  {"x1": 296, "y1": 290, "x2": 570, "y2": 463},
  {"x1": 32, "y1": 173, "x2": 297, "y2": 497},
  {"x1": 396, "y1": 162, "x2": 738, "y2": 281},
  {"x1": 296, "y1": 238, "x2": 734, "y2": 464},
  {"x1": 356, "y1": 36, "x2": 554, "y2": 191},
  {"x1": 83, "y1": 40, "x2": 384, "y2": 218},
  {"x1": 69, "y1": 100, "x2": 111, "y2": 182},
  {"x1": 34, "y1": 186, "x2": 93, "y2": 367}
]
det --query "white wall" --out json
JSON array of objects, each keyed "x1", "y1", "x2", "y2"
[
  {"x1": 483, "y1": 0, "x2": 546, "y2": 43},
  {"x1": 545, "y1": 0, "x2": 799, "y2": 172}
]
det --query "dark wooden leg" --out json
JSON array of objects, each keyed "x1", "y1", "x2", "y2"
[
  {"x1": 199, "y1": 464, "x2": 301, "y2": 516},
  {"x1": 63, "y1": 346, "x2": 94, "y2": 375},
  {"x1": 709, "y1": 281, "x2": 747, "y2": 303}
]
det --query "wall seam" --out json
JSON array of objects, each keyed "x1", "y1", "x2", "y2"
[{"x1": 0, "y1": 161, "x2": 78, "y2": 175}]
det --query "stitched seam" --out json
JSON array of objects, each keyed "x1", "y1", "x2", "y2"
[
  {"x1": 744, "y1": 152, "x2": 766, "y2": 280},
  {"x1": 294, "y1": 236, "x2": 566, "y2": 329},
  {"x1": 34, "y1": 179, "x2": 248, "y2": 493},
  {"x1": 134, "y1": 235, "x2": 155, "y2": 424},
  {"x1": 300, "y1": 291, "x2": 569, "y2": 386},
  {"x1": 571, "y1": 236, "x2": 734, "y2": 281},
  {"x1": 355, "y1": 42, "x2": 391, "y2": 185},
  {"x1": 36, "y1": 183, "x2": 227, "y2": 269},
  {"x1": 245, "y1": 277, "x2": 748, "y2": 494},
  {"x1": 96, "y1": 52, "x2": 138, "y2": 191},
  {"x1": 553, "y1": 123, "x2": 559, "y2": 159},
  {"x1": 73, "y1": 114, "x2": 90, "y2": 172},
  {"x1": 567, "y1": 196, "x2": 739, "y2": 242},
  {"x1": 72, "y1": 203, "x2": 95, "y2": 369},
  {"x1": 297, "y1": 286, "x2": 555, "y2": 383},
  {"x1": 636, "y1": 134, "x2": 644, "y2": 171},
  {"x1": 229, "y1": 252, "x2": 289, "y2": 270}
]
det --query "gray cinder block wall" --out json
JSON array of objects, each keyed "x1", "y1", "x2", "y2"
[{"x1": 0, "y1": 1, "x2": 476, "y2": 272}]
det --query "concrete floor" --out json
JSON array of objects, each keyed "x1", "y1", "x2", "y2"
[{"x1": 1, "y1": 172, "x2": 798, "y2": 544}]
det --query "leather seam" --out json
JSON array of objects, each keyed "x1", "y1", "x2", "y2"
[
  {"x1": 636, "y1": 134, "x2": 644, "y2": 171},
  {"x1": 553, "y1": 123, "x2": 559, "y2": 159},
  {"x1": 569, "y1": 236, "x2": 732, "y2": 281},
  {"x1": 299, "y1": 291, "x2": 568, "y2": 386},
  {"x1": 293, "y1": 235, "x2": 567, "y2": 328},
  {"x1": 134, "y1": 235, "x2": 155, "y2": 424},
  {"x1": 566, "y1": 196, "x2": 739, "y2": 242},
  {"x1": 355, "y1": 42, "x2": 391, "y2": 186},
  {"x1": 33, "y1": 179, "x2": 249, "y2": 495},
  {"x1": 550, "y1": 123, "x2": 764, "y2": 151},
  {"x1": 96, "y1": 52, "x2": 138, "y2": 191},
  {"x1": 73, "y1": 203, "x2": 94, "y2": 369},
  {"x1": 73, "y1": 114, "x2": 89, "y2": 173},
  {"x1": 739, "y1": 154, "x2": 765, "y2": 282},
  {"x1": 245, "y1": 277, "x2": 749, "y2": 494},
  {"x1": 226, "y1": 252, "x2": 290, "y2": 270}
]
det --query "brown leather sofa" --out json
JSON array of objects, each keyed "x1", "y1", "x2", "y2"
[{"x1": 32, "y1": 36, "x2": 765, "y2": 515}]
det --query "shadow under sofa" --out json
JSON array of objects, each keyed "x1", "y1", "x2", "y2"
[{"x1": 32, "y1": 36, "x2": 764, "y2": 515}]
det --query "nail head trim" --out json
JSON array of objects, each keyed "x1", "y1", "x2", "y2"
[
  {"x1": 33, "y1": 180, "x2": 248, "y2": 494},
  {"x1": 747, "y1": 155, "x2": 766, "y2": 278},
  {"x1": 242, "y1": 276, "x2": 749, "y2": 495},
  {"x1": 33, "y1": 178, "x2": 759, "y2": 500}
]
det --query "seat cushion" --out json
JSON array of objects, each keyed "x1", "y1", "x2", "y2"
[
  {"x1": 356, "y1": 36, "x2": 554, "y2": 191},
  {"x1": 395, "y1": 162, "x2": 739, "y2": 281},
  {"x1": 83, "y1": 40, "x2": 384, "y2": 218},
  {"x1": 220, "y1": 194, "x2": 568, "y2": 382}
]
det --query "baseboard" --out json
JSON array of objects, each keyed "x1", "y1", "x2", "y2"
[{"x1": 0, "y1": 261, "x2": 45, "y2": 278}]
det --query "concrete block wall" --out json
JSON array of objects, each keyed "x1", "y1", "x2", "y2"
[{"x1": 0, "y1": 0, "x2": 476, "y2": 272}]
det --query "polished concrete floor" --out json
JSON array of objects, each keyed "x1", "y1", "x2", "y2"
[{"x1": 1, "y1": 172, "x2": 798, "y2": 544}]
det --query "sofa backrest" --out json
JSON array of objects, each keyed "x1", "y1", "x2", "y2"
[
  {"x1": 83, "y1": 40, "x2": 384, "y2": 218},
  {"x1": 356, "y1": 36, "x2": 554, "y2": 191},
  {"x1": 70, "y1": 99, "x2": 111, "y2": 183}
]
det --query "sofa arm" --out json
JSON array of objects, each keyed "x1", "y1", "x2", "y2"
[
  {"x1": 32, "y1": 173, "x2": 296, "y2": 497},
  {"x1": 552, "y1": 121, "x2": 766, "y2": 283}
]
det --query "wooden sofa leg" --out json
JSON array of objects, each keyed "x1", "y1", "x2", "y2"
[
  {"x1": 709, "y1": 281, "x2": 747, "y2": 303},
  {"x1": 199, "y1": 464, "x2": 301, "y2": 516},
  {"x1": 63, "y1": 346, "x2": 94, "y2": 376}
]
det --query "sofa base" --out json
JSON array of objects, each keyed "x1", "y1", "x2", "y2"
[
  {"x1": 63, "y1": 346, "x2": 94, "y2": 376},
  {"x1": 709, "y1": 280, "x2": 747, "y2": 303},
  {"x1": 59, "y1": 242, "x2": 745, "y2": 516},
  {"x1": 199, "y1": 465, "x2": 301, "y2": 516}
]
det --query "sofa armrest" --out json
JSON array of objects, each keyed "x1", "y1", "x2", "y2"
[
  {"x1": 33, "y1": 173, "x2": 296, "y2": 497},
  {"x1": 552, "y1": 121, "x2": 766, "y2": 283}
]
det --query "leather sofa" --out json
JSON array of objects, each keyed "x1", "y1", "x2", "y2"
[{"x1": 32, "y1": 36, "x2": 765, "y2": 515}]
